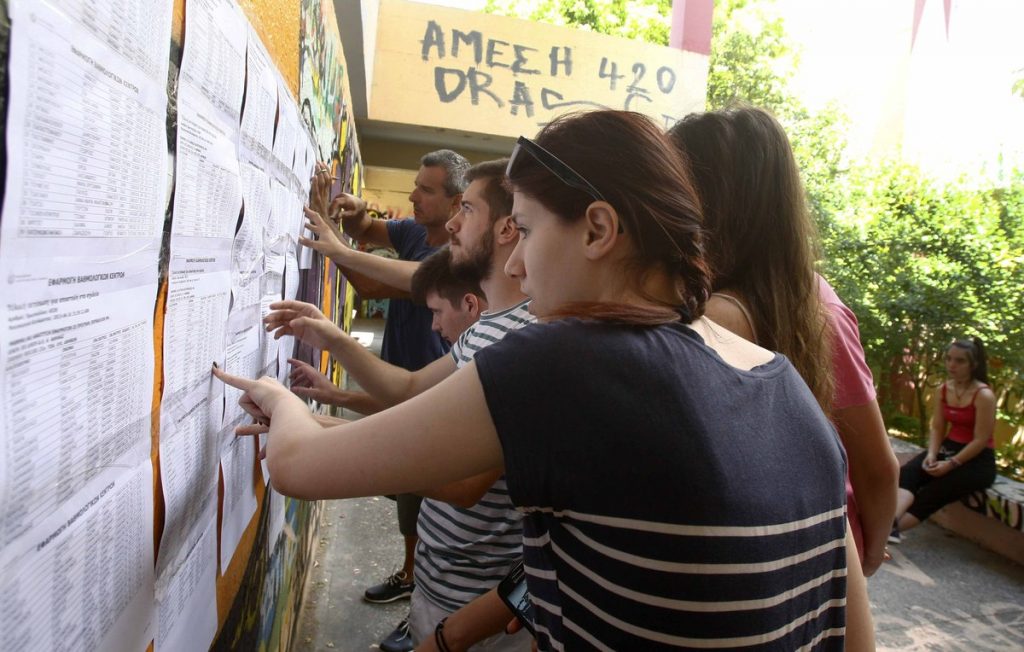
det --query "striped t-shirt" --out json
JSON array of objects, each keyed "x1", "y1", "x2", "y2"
[
  {"x1": 475, "y1": 318, "x2": 849, "y2": 650},
  {"x1": 414, "y1": 300, "x2": 535, "y2": 612}
]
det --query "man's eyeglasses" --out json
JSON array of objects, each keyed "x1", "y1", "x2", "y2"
[{"x1": 506, "y1": 136, "x2": 606, "y2": 202}]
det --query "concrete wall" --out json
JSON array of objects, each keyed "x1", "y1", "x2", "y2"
[{"x1": 367, "y1": 0, "x2": 708, "y2": 137}]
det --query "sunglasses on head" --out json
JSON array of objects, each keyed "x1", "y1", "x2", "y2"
[{"x1": 506, "y1": 136, "x2": 606, "y2": 202}]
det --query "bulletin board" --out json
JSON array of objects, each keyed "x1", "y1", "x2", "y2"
[{"x1": 0, "y1": 0, "x2": 360, "y2": 650}]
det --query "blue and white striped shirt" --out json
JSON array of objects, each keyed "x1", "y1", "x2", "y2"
[
  {"x1": 414, "y1": 300, "x2": 535, "y2": 612},
  {"x1": 476, "y1": 318, "x2": 848, "y2": 650}
]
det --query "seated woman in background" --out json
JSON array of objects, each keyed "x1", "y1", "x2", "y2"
[
  {"x1": 215, "y1": 109, "x2": 871, "y2": 650},
  {"x1": 667, "y1": 106, "x2": 899, "y2": 577},
  {"x1": 891, "y1": 337, "x2": 997, "y2": 541}
]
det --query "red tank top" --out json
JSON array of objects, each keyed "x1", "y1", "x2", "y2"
[{"x1": 941, "y1": 383, "x2": 993, "y2": 448}]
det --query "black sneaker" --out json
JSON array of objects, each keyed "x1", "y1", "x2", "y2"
[
  {"x1": 363, "y1": 570, "x2": 414, "y2": 603},
  {"x1": 888, "y1": 523, "x2": 902, "y2": 545},
  {"x1": 379, "y1": 618, "x2": 414, "y2": 652}
]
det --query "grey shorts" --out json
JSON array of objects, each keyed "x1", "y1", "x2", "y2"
[{"x1": 408, "y1": 589, "x2": 533, "y2": 651}]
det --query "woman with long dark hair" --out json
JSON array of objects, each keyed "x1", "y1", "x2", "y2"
[
  {"x1": 667, "y1": 107, "x2": 834, "y2": 408},
  {"x1": 668, "y1": 106, "x2": 900, "y2": 577},
  {"x1": 891, "y1": 337, "x2": 997, "y2": 540},
  {"x1": 215, "y1": 110, "x2": 870, "y2": 650}
]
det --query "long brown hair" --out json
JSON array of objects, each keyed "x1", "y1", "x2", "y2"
[
  {"x1": 507, "y1": 110, "x2": 710, "y2": 325},
  {"x1": 668, "y1": 106, "x2": 834, "y2": 410}
]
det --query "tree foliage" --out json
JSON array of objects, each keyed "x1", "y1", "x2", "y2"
[
  {"x1": 484, "y1": 0, "x2": 672, "y2": 45},
  {"x1": 823, "y1": 166, "x2": 1024, "y2": 438},
  {"x1": 705, "y1": 0, "x2": 795, "y2": 113},
  {"x1": 701, "y1": 2, "x2": 1024, "y2": 455},
  {"x1": 703, "y1": 1, "x2": 851, "y2": 243}
]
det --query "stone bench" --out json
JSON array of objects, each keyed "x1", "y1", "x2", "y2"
[{"x1": 891, "y1": 437, "x2": 1024, "y2": 566}]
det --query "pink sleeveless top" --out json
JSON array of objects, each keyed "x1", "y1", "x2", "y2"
[{"x1": 942, "y1": 383, "x2": 993, "y2": 448}]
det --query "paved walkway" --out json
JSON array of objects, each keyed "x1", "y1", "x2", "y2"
[
  {"x1": 294, "y1": 496, "x2": 409, "y2": 651},
  {"x1": 295, "y1": 495, "x2": 1024, "y2": 651},
  {"x1": 294, "y1": 319, "x2": 1024, "y2": 651},
  {"x1": 293, "y1": 318, "x2": 414, "y2": 652},
  {"x1": 868, "y1": 525, "x2": 1024, "y2": 650}
]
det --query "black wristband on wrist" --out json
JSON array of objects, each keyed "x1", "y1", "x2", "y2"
[{"x1": 435, "y1": 616, "x2": 453, "y2": 652}]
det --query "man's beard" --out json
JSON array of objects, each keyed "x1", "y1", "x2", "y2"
[{"x1": 451, "y1": 228, "x2": 494, "y2": 283}]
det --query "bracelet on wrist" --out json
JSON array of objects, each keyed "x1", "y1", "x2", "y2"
[
  {"x1": 435, "y1": 616, "x2": 454, "y2": 652},
  {"x1": 948, "y1": 457, "x2": 962, "y2": 468}
]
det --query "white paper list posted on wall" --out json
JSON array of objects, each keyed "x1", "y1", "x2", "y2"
[
  {"x1": 0, "y1": 258, "x2": 156, "y2": 561},
  {"x1": 171, "y1": 89, "x2": 244, "y2": 243},
  {"x1": 222, "y1": 305, "x2": 263, "y2": 431},
  {"x1": 219, "y1": 435, "x2": 258, "y2": 573},
  {"x1": 232, "y1": 163, "x2": 271, "y2": 310},
  {"x1": 157, "y1": 380, "x2": 220, "y2": 578},
  {"x1": 1, "y1": 0, "x2": 168, "y2": 263},
  {"x1": 0, "y1": 461, "x2": 155, "y2": 652},
  {"x1": 179, "y1": 0, "x2": 247, "y2": 124},
  {"x1": 58, "y1": 0, "x2": 174, "y2": 83},
  {"x1": 241, "y1": 24, "x2": 278, "y2": 160},
  {"x1": 162, "y1": 249, "x2": 232, "y2": 398},
  {"x1": 155, "y1": 519, "x2": 217, "y2": 652}
]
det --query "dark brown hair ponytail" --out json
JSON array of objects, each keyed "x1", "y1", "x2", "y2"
[{"x1": 508, "y1": 110, "x2": 710, "y2": 326}]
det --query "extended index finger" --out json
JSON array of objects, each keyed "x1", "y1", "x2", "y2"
[{"x1": 212, "y1": 365, "x2": 257, "y2": 391}]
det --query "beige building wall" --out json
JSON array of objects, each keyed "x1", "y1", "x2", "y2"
[
  {"x1": 363, "y1": 166, "x2": 417, "y2": 218},
  {"x1": 350, "y1": 0, "x2": 712, "y2": 217},
  {"x1": 367, "y1": 0, "x2": 708, "y2": 138}
]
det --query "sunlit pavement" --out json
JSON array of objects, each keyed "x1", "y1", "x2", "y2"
[
  {"x1": 870, "y1": 523, "x2": 1024, "y2": 650},
  {"x1": 294, "y1": 320, "x2": 1024, "y2": 651},
  {"x1": 295, "y1": 496, "x2": 410, "y2": 652}
]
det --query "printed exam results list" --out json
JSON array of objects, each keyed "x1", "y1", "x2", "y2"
[
  {"x1": 0, "y1": 0, "x2": 320, "y2": 648},
  {"x1": 0, "y1": 1, "x2": 171, "y2": 650}
]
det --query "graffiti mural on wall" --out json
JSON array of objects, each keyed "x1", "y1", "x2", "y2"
[
  {"x1": 420, "y1": 20, "x2": 681, "y2": 123},
  {"x1": 963, "y1": 480, "x2": 1024, "y2": 532},
  {"x1": 299, "y1": 0, "x2": 361, "y2": 344},
  {"x1": 299, "y1": 0, "x2": 345, "y2": 166},
  {"x1": 296, "y1": 0, "x2": 359, "y2": 196},
  {"x1": 212, "y1": 492, "x2": 321, "y2": 652}
]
